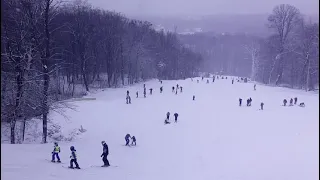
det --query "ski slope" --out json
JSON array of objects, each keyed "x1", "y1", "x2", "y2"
[{"x1": 1, "y1": 77, "x2": 319, "y2": 180}]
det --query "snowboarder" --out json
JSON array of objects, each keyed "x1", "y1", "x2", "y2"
[
  {"x1": 69, "y1": 146, "x2": 80, "y2": 169},
  {"x1": 289, "y1": 98, "x2": 293, "y2": 106},
  {"x1": 193, "y1": 95, "x2": 195, "y2": 101},
  {"x1": 143, "y1": 88, "x2": 146, "y2": 98},
  {"x1": 101, "y1": 141, "x2": 110, "y2": 167},
  {"x1": 174, "y1": 113, "x2": 178, "y2": 123},
  {"x1": 160, "y1": 86, "x2": 163, "y2": 93},
  {"x1": 172, "y1": 86, "x2": 175, "y2": 92},
  {"x1": 283, "y1": 99, "x2": 287, "y2": 106},
  {"x1": 180, "y1": 86, "x2": 183, "y2": 93},
  {"x1": 254, "y1": 84, "x2": 256, "y2": 91},
  {"x1": 239, "y1": 98, "x2": 242, "y2": 106},
  {"x1": 149, "y1": 88, "x2": 153, "y2": 95},
  {"x1": 294, "y1": 97, "x2": 298, "y2": 105},
  {"x1": 136, "y1": 91, "x2": 138, "y2": 98},
  {"x1": 51, "y1": 142, "x2": 61, "y2": 163},
  {"x1": 260, "y1": 102, "x2": 264, "y2": 110},
  {"x1": 131, "y1": 136, "x2": 136, "y2": 146},
  {"x1": 125, "y1": 134, "x2": 131, "y2": 146}
]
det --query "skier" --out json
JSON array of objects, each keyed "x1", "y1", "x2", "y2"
[
  {"x1": 294, "y1": 97, "x2": 298, "y2": 105},
  {"x1": 176, "y1": 84, "x2": 179, "y2": 89},
  {"x1": 174, "y1": 113, "x2": 178, "y2": 123},
  {"x1": 125, "y1": 134, "x2": 131, "y2": 146},
  {"x1": 299, "y1": 102, "x2": 305, "y2": 107},
  {"x1": 180, "y1": 86, "x2": 183, "y2": 93},
  {"x1": 51, "y1": 142, "x2": 61, "y2": 163},
  {"x1": 160, "y1": 86, "x2": 163, "y2": 93},
  {"x1": 197, "y1": 80, "x2": 199, "y2": 83},
  {"x1": 160, "y1": 80, "x2": 163, "y2": 84},
  {"x1": 164, "y1": 119, "x2": 170, "y2": 124},
  {"x1": 149, "y1": 88, "x2": 153, "y2": 95},
  {"x1": 101, "y1": 141, "x2": 110, "y2": 167},
  {"x1": 283, "y1": 99, "x2": 287, "y2": 106},
  {"x1": 246, "y1": 99, "x2": 250, "y2": 106},
  {"x1": 260, "y1": 102, "x2": 264, "y2": 110},
  {"x1": 172, "y1": 86, "x2": 175, "y2": 92},
  {"x1": 166, "y1": 112, "x2": 170, "y2": 121},
  {"x1": 69, "y1": 146, "x2": 80, "y2": 169},
  {"x1": 131, "y1": 136, "x2": 136, "y2": 146},
  {"x1": 126, "y1": 90, "x2": 129, "y2": 96},
  {"x1": 193, "y1": 95, "x2": 195, "y2": 101},
  {"x1": 289, "y1": 98, "x2": 293, "y2": 106},
  {"x1": 249, "y1": 97, "x2": 252, "y2": 106},
  {"x1": 143, "y1": 88, "x2": 146, "y2": 98},
  {"x1": 206, "y1": 79, "x2": 209, "y2": 84},
  {"x1": 175, "y1": 89, "x2": 178, "y2": 95},
  {"x1": 126, "y1": 94, "x2": 131, "y2": 104},
  {"x1": 232, "y1": 79, "x2": 234, "y2": 84},
  {"x1": 212, "y1": 76, "x2": 215, "y2": 82},
  {"x1": 239, "y1": 98, "x2": 242, "y2": 106},
  {"x1": 202, "y1": 77, "x2": 204, "y2": 81},
  {"x1": 254, "y1": 84, "x2": 256, "y2": 91},
  {"x1": 143, "y1": 84, "x2": 146, "y2": 88},
  {"x1": 136, "y1": 91, "x2": 138, "y2": 98}
]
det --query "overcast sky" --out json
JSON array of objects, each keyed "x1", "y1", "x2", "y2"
[{"x1": 88, "y1": 0, "x2": 319, "y2": 17}]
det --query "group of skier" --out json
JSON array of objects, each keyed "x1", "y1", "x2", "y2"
[
  {"x1": 50, "y1": 141, "x2": 113, "y2": 169},
  {"x1": 164, "y1": 112, "x2": 179, "y2": 124},
  {"x1": 125, "y1": 134, "x2": 137, "y2": 146},
  {"x1": 51, "y1": 142, "x2": 80, "y2": 169}
]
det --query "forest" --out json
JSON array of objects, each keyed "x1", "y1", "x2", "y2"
[{"x1": 1, "y1": 0, "x2": 202, "y2": 143}]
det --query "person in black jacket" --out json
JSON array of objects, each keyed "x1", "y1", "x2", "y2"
[
  {"x1": 69, "y1": 146, "x2": 80, "y2": 169},
  {"x1": 125, "y1": 134, "x2": 131, "y2": 146},
  {"x1": 131, "y1": 136, "x2": 136, "y2": 146},
  {"x1": 101, "y1": 141, "x2": 110, "y2": 167},
  {"x1": 174, "y1": 113, "x2": 178, "y2": 123}
]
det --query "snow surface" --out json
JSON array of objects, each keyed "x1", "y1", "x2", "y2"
[{"x1": 1, "y1": 77, "x2": 319, "y2": 180}]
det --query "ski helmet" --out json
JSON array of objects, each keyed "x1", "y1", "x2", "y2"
[
  {"x1": 70, "y1": 146, "x2": 75, "y2": 151},
  {"x1": 101, "y1": 141, "x2": 106, "y2": 145},
  {"x1": 54, "y1": 142, "x2": 58, "y2": 146}
]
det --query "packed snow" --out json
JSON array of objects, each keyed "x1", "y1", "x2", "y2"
[{"x1": 1, "y1": 77, "x2": 319, "y2": 180}]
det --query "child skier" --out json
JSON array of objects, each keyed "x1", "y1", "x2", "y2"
[
  {"x1": 136, "y1": 91, "x2": 138, "y2": 98},
  {"x1": 239, "y1": 98, "x2": 242, "y2": 106},
  {"x1": 254, "y1": 84, "x2": 256, "y2": 90},
  {"x1": 172, "y1": 86, "x2": 175, "y2": 92},
  {"x1": 51, "y1": 142, "x2": 61, "y2": 163},
  {"x1": 69, "y1": 146, "x2": 80, "y2": 169},
  {"x1": 125, "y1": 134, "x2": 131, "y2": 146},
  {"x1": 101, "y1": 141, "x2": 110, "y2": 167},
  {"x1": 174, "y1": 113, "x2": 179, "y2": 123},
  {"x1": 260, "y1": 102, "x2": 264, "y2": 110},
  {"x1": 149, "y1": 88, "x2": 153, "y2": 95},
  {"x1": 131, "y1": 136, "x2": 136, "y2": 146},
  {"x1": 289, "y1": 98, "x2": 293, "y2": 106},
  {"x1": 180, "y1": 86, "x2": 183, "y2": 93},
  {"x1": 193, "y1": 95, "x2": 195, "y2": 101},
  {"x1": 143, "y1": 88, "x2": 146, "y2": 98},
  {"x1": 160, "y1": 86, "x2": 163, "y2": 93}
]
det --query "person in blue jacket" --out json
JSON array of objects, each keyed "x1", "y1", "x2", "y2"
[
  {"x1": 51, "y1": 142, "x2": 61, "y2": 163},
  {"x1": 101, "y1": 141, "x2": 110, "y2": 167},
  {"x1": 69, "y1": 146, "x2": 80, "y2": 169}
]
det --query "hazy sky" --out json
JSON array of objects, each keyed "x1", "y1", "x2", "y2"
[{"x1": 89, "y1": 0, "x2": 319, "y2": 17}]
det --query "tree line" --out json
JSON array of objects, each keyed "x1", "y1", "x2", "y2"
[
  {"x1": 180, "y1": 4, "x2": 319, "y2": 90},
  {"x1": 1, "y1": 0, "x2": 203, "y2": 144}
]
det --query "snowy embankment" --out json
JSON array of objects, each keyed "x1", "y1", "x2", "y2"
[{"x1": 1, "y1": 77, "x2": 319, "y2": 180}]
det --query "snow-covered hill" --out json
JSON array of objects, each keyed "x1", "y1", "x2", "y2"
[{"x1": 1, "y1": 77, "x2": 319, "y2": 180}]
